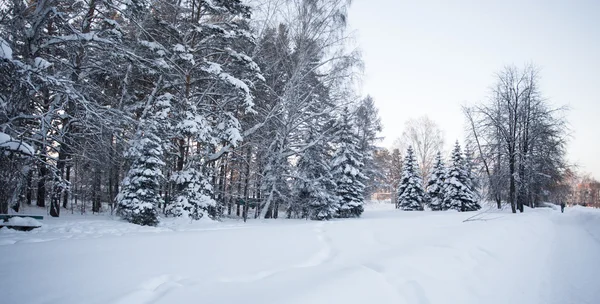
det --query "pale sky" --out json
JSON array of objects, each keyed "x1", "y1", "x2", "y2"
[{"x1": 348, "y1": 0, "x2": 600, "y2": 178}]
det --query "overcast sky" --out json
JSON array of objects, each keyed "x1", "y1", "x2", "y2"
[{"x1": 348, "y1": 0, "x2": 600, "y2": 178}]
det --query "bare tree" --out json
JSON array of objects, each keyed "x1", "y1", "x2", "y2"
[
  {"x1": 464, "y1": 64, "x2": 568, "y2": 213},
  {"x1": 394, "y1": 116, "x2": 444, "y2": 187}
]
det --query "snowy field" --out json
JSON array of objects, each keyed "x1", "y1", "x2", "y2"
[{"x1": 1, "y1": 203, "x2": 599, "y2": 304}]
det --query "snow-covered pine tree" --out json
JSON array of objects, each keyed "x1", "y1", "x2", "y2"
[
  {"x1": 291, "y1": 124, "x2": 339, "y2": 220},
  {"x1": 116, "y1": 92, "x2": 171, "y2": 226},
  {"x1": 426, "y1": 152, "x2": 446, "y2": 211},
  {"x1": 355, "y1": 95, "x2": 383, "y2": 198},
  {"x1": 396, "y1": 146, "x2": 425, "y2": 211},
  {"x1": 443, "y1": 141, "x2": 481, "y2": 212},
  {"x1": 168, "y1": 165, "x2": 216, "y2": 220},
  {"x1": 331, "y1": 108, "x2": 366, "y2": 218},
  {"x1": 116, "y1": 133, "x2": 164, "y2": 226}
]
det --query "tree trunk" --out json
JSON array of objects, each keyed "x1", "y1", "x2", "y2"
[
  {"x1": 62, "y1": 164, "x2": 71, "y2": 209},
  {"x1": 235, "y1": 154, "x2": 243, "y2": 217},
  {"x1": 49, "y1": 186, "x2": 60, "y2": 217},
  {"x1": 26, "y1": 170, "x2": 32, "y2": 205},
  {"x1": 242, "y1": 147, "x2": 251, "y2": 222},
  {"x1": 177, "y1": 138, "x2": 186, "y2": 172},
  {"x1": 92, "y1": 169, "x2": 101, "y2": 213},
  {"x1": 217, "y1": 155, "x2": 228, "y2": 216},
  {"x1": 37, "y1": 164, "x2": 47, "y2": 208},
  {"x1": 509, "y1": 146, "x2": 517, "y2": 214}
]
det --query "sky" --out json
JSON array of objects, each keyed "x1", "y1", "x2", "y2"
[{"x1": 347, "y1": 0, "x2": 600, "y2": 178}]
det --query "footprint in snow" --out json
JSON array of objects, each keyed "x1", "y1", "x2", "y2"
[{"x1": 111, "y1": 274, "x2": 187, "y2": 304}]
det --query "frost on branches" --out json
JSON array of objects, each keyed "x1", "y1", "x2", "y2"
[
  {"x1": 462, "y1": 147, "x2": 479, "y2": 198},
  {"x1": 397, "y1": 146, "x2": 425, "y2": 211},
  {"x1": 168, "y1": 167, "x2": 216, "y2": 220},
  {"x1": 426, "y1": 152, "x2": 446, "y2": 211},
  {"x1": 443, "y1": 142, "x2": 481, "y2": 212},
  {"x1": 331, "y1": 109, "x2": 366, "y2": 218}
]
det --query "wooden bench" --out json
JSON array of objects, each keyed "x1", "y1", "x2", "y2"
[{"x1": 0, "y1": 214, "x2": 43, "y2": 231}]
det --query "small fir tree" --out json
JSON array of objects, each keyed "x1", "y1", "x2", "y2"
[
  {"x1": 116, "y1": 93, "x2": 171, "y2": 226},
  {"x1": 397, "y1": 146, "x2": 425, "y2": 211},
  {"x1": 426, "y1": 152, "x2": 446, "y2": 211},
  {"x1": 443, "y1": 141, "x2": 481, "y2": 211},
  {"x1": 168, "y1": 166, "x2": 216, "y2": 220},
  {"x1": 116, "y1": 134, "x2": 164, "y2": 226}
]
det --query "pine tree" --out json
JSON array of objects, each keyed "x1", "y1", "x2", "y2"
[
  {"x1": 168, "y1": 166, "x2": 216, "y2": 220},
  {"x1": 443, "y1": 142, "x2": 481, "y2": 211},
  {"x1": 116, "y1": 93, "x2": 171, "y2": 226},
  {"x1": 355, "y1": 95, "x2": 383, "y2": 198},
  {"x1": 116, "y1": 134, "x2": 164, "y2": 226},
  {"x1": 397, "y1": 146, "x2": 425, "y2": 211},
  {"x1": 292, "y1": 125, "x2": 339, "y2": 220},
  {"x1": 426, "y1": 152, "x2": 446, "y2": 211},
  {"x1": 331, "y1": 108, "x2": 366, "y2": 218}
]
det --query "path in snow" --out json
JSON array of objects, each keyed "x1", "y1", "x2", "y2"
[
  {"x1": 1, "y1": 205, "x2": 599, "y2": 304},
  {"x1": 545, "y1": 209, "x2": 600, "y2": 304}
]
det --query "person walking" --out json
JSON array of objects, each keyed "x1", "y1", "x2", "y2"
[{"x1": 560, "y1": 201, "x2": 566, "y2": 213}]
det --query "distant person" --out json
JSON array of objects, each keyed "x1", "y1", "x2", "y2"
[{"x1": 560, "y1": 202, "x2": 566, "y2": 213}]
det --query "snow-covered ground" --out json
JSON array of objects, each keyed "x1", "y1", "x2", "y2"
[{"x1": 1, "y1": 204, "x2": 599, "y2": 304}]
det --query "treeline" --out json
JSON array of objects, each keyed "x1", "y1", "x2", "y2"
[
  {"x1": 0, "y1": 0, "x2": 382, "y2": 224},
  {"x1": 371, "y1": 66, "x2": 570, "y2": 213}
]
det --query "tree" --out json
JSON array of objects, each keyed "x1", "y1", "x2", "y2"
[
  {"x1": 168, "y1": 166, "x2": 216, "y2": 220},
  {"x1": 395, "y1": 116, "x2": 444, "y2": 187},
  {"x1": 331, "y1": 108, "x2": 366, "y2": 218},
  {"x1": 389, "y1": 148, "x2": 403, "y2": 206},
  {"x1": 354, "y1": 95, "x2": 383, "y2": 198},
  {"x1": 371, "y1": 148, "x2": 392, "y2": 200},
  {"x1": 116, "y1": 134, "x2": 163, "y2": 226},
  {"x1": 462, "y1": 147, "x2": 479, "y2": 197},
  {"x1": 426, "y1": 152, "x2": 446, "y2": 211},
  {"x1": 0, "y1": 132, "x2": 35, "y2": 213},
  {"x1": 116, "y1": 91, "x2": 171, "y2": 226},
  {"x1": 397, "y1": 146, "x2": 425, "y2": 211},
  {"x1": 464, "y1": 65, "x2": 568, "y2": 212},
  {"x1": 291, "y1": 125, "x2": 339, "y2": 220},
  {"x1": 255, "y1": 0, "x2": 360, "y2": 219},
  {"x1": 443, "y1": 142, "x2": 480, "y2": 212}
]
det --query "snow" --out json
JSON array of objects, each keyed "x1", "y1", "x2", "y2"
[
  {"x1": 173, "y1": 44, "x2": 186, "y2": 52},
  {"x1": 0, "y1": 38, "x2": 13, "y2": 60},
  {"x1": 201, "y1": 60, "x2": 254, "y2": 108},
  {"x1": 4, "y1": 217, "x2": 41, "y2": 227},
  {"x1": 0, "y1": 132, "x2": 35, "y2": 155},
  {"x1": 1, "y1": 205, "x2": 599, "y2": 304},
  {"x1": 33, "y1": 57, "x2": 52, "y2": 70}
]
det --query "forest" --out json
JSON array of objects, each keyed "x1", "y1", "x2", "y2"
[
  {"x1": 0, "y1": 0, "x2": 578, "y2": 226},
  {"x1": 0, "y1": 0, "x2": 382, "y2": 225}
]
